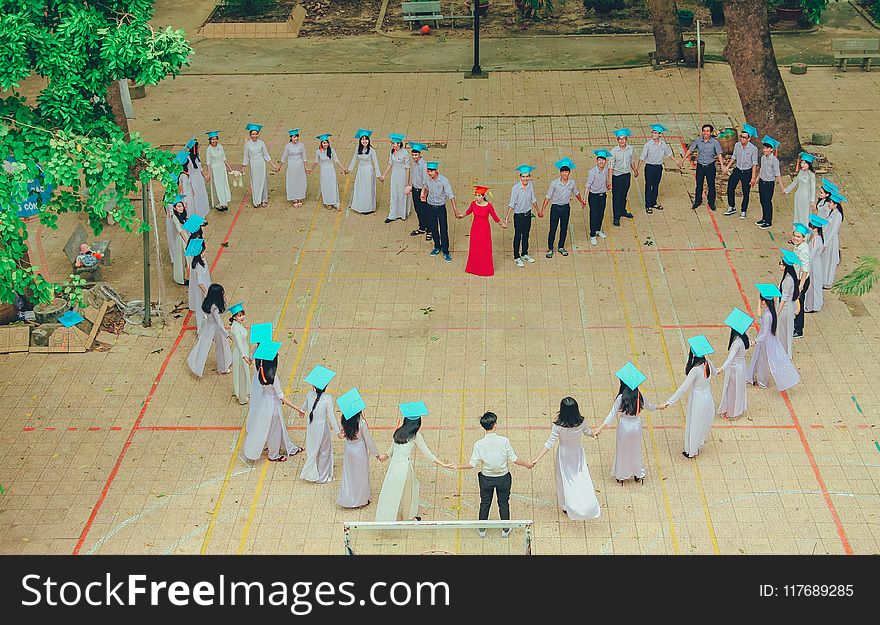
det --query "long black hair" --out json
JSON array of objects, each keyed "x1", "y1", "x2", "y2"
[
  {"x1": 342, "y1": 412, "x2": 362, "y2": 441},
  {"x1": 685, "y1": 351, "x2": 709, "y2": 377},
  {"x1": 256, "y1": 355, "x2": 278, "y2": 386},
  {"x1": 393, "y1": 417, "x2": 421, "y2": 444},
  {"x1": 810, "y1": 223, "x2": 824, "y2": 242},
  {"x1": 229, "y1": 307, "x2": 245, "y2": 325},
  {"x1": 390, "y1": 141, "x2": 403, "y2": 156},
  {"x1": 761, "y1": 296, "x2": 778, "y2": 335},
  {"x1": 832, "y1": 199, "x2": 844, "y2": 219},
  {"x1": 554, "y1": 396, "x2": 584, "y2": 428},
  {"x1": 308, "y1": 386, "x2": 325, "y2": 424},
  {"x1": 728, "y1": 328, "x2": 750, "y2": 351},
  {"x1": 188, "y1": 142, "x2": 200, "y2": 167},
  {"x1": 190, "y1": 252, "x2": 206, "y2": 270},
  {"x1": 201, "y1": 283, "x2": 225, "y2": 314},
  {"x1": 172, "y1": 203, "x2": 187, "y2": 224},
  {"x1": 322, "y1": 140, "x2": 333, "y2": 160},
  {"x1": 780, "y1": 263, "x2": 800, "y2": 301},
  {"x1": 617, "y1": 382, "x2": 644, "y2": 416},
  {"x1": 357, "y1": 136, "x2": 372, "y2": 155}
]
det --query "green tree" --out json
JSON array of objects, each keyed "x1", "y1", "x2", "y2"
[{"x1": 0, "y1": 0, "x2": 192, "y2": 307}]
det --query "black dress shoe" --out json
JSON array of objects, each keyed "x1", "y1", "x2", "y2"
[
  {"x1": 682, "y1": 451, "x2": 692, "y2": 458},
  {"x1": 691, "y1": 203, "x2": 700, "y2": 210},
  {"x1": 384, "y1": 218, "x2": 393, "y2": 223},
  {"x1": 709, "y1": 205, "x2": 716, "y2": 211},
  {"x1": 622, "y1": 212, "x2": 634, "y2": 219},
  {"x1": 613, "y1": 220, "x2": 620, "y2": 227}
]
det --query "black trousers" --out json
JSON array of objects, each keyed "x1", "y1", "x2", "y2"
[
  {"x1": 427, "y1": 203, "x2": 449, "y2": 254},
  {"x1": 411, "y1": 187, "x2": 428, "y2": 230},
  {"x1": 644, "y1": 164, "x2": 663, "y2": 208},
  {"x1": 547, "y1": 203, "x2": 570, "y2": 250},
  {"x1": 794, "y1": 276, "x2": 809, "y2": 334},
  {"x1": 695, "y1": 163, "x2": 717, "y2": 208},
  {"x1": 478, "y1": 472, "x2": 512, "y2": 528},
  {"x1": 611, "y1": 172, "x2": 631, "y2": 220},
  {"x1": 726, "y1": 168, "x2": 751, "y2": 212},
  {"x1": 588, "y1": 192, "x2": 607, "y2": 236},
  {"x1": 513, "y1": 212, "x2": 531, "y2": 258},
  {"x1": 758, "y1": 180, "x2": 775, "y2": 225}
]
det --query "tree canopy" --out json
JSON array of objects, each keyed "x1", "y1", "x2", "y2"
[{"x1": 0, "y1": 0, "x2": 192, "y2": 306}]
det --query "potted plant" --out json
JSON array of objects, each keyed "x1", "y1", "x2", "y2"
[
  {"x1": 677, "y1": 8, "x2": 695, "y2": 28},
  {"x1": 681, "y1": 38, "x2": 705, "y2": 66},
  {"x1": 775, "y1": 0, "x2": 804, "y2": 23},
  {"x1": 704, "y1": 0, "x2": 725, "y2": 25},
  {"x1": 583, "y1": 0, "x2": 620, "y2": 17},
  {"x1": 465, "y1": 0, "x2": 492, "y2": 17}
]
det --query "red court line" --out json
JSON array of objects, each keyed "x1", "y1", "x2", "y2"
[
  {"x1": 136, "y1": 423, "x2": 799, "y2": 433},
  {"x1": 706, "y1": 207, "x2": 853, "y2": 555},
  {"x1": 73, "y1": 192, "x2": 249, "y2": 556},
  {"x1": 266, "y1": 324, "x2": 730, "y2": 332}
]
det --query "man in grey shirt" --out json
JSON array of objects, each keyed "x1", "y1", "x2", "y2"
[
  {"x1": 609, "y1": 128, "x2": 637, "y2": 226},
  {"x1": 722, "y1": 124, "x2": 759, "y2": 218},
  {"x1": 540, "y1": 157, "x2": 585, "y2": 258},
  {"x1": 586, "y1": 150, "x2": 612, "y2": 245},
  {"x1": 680, "y1": 124, "x2": 725, "y2": 211},
  {"x1": 505, "y1": 165, "x2": 539, "y2": 267},
  {"x1": 636, "y1": 123, "x2": 675, "y2": 213},
  {"x1": 755, "y1": 135, "x2": 783, "y2": 230},
  {"x1": 420, "y1": 161, "x2": 460, "y2": 262},
  {"x1": 407, "y1": 142, "x2": 431, "y2": 239}
]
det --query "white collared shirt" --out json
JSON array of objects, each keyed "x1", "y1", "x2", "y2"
[{"x1": 469, "y1": 432, "x2": 518, "y2": 477}]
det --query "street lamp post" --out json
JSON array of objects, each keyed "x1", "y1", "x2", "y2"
[{"x1": 466, "y1": 2, "x2": 488, "y2": 79}]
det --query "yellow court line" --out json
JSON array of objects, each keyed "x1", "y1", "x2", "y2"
[
  {"x1": 628, "y1": 220, "x2": 720, "y2": 554},
  {"x1": 237, "y1": 179, "x2": 351, "y2": 555},
  {"x1": 200, "y1": 195, "x2": 328, "y2": 555},
  {"x1": 609, "y1": 246, "x2": 681, "y2": 555}
]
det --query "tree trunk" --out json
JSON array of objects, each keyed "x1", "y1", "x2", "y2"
[
  {"x1": 723, "y1": 0, "x2": 801, "y2": 163},
  {"x1": 105, "y1": 81, "x2": 130, "y2": 140},
  {"x1": 646, "y1": 0, "x2": 684, "y2": 63}
]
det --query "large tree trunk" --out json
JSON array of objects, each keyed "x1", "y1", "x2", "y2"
[
  {"x1": 723, "y1": 0, "x2": 801, "y2": 162},
  {"x1": 646, "y1": 0, "x2": 684, "y2": 63},
  {"x1": 105, "y1": 81, "x2": 130, "y2": 140}
]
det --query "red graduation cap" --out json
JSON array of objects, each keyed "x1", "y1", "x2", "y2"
[{"x1": 474, "y1": 185, "x2": 489, "y2": 195}]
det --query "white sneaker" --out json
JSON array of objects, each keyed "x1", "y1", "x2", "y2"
[
  {"x1": 739, "y1": 211, "x2": 746, "y2": 220},
  {"x1": 478, "y1": 530, "x2": 486, "y2": 538},
  {"x1": 515, "y1": 257, "x2": 525, "y2": 267},
  {"x1": 501, "y1": 529, "x2": 511, "y2": 538},
  {"x1": 597, "y1": 230, "x2": 607, "y2": 239},
  {"x1": 522, "y1": 254, "x2": 535, "y2": 263},
  {"x1": 590, "y1": 236, "x2": 598, "y2": 246}
]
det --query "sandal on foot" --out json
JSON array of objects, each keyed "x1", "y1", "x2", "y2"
[
  {"x1": 558, "y1": 248, "x2": 569, "y2": 256},
  {"x1": 646, "y1": 206, "x2": 653, "y2": 214},
  {"x1": 546, "y1": 250, "x2": 554, "y2": 258}
]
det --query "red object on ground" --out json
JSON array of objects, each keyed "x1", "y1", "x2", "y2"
[
  {"x1": 464, "y1": 201, "x2": 501, "y2": 277},
  {"x1": 421, "y1": 25, "x2": 430, "y2": 34}
]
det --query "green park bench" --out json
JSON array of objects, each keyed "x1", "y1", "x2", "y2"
[
  {"x1": 832, "y1": 38, "x2": 880, "y2": 72},
  {"x1": 402, "y1": 1, "x2": 443, "y2": 29}
]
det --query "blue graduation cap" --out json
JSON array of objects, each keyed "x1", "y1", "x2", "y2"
[
  {"x1": 820, "y1": 177, "x2": 838, "y2": 191},
  {"x1": 245, "y1": 123, "x2": 263, "y2": 132},
  {"x1": 205, "y1": 131, "x2": 220, "y2": 138},
  {"x1": 175, "y1": 150, "x2": 189, "y2": 165},
  {"x1": 171, "y1": 193, "x2": 186, "y2": 205},
  {"x1": 182, "y1": 214, "x2": 206, "y2": 233},
  {"x1": 793, "y1": 222, "x2": 810, "y2": 236},
  {"x1": 253, "y1": 340, "x2": 282, "y2": 361},
  {"x1": 724, "y1": 308, "x2": 754, "y2": 335},
  {"x1": 761, "y1": 135, "x2": 780, "y2": 150},
  {"x1": 354, "y1": 129, "x2": 373, "y2": 139},
  {"x1": 426, "y1": 161, "x2": 440, "y2": 170},
  {"x1": 515, "y1": 164, "x2": 536, "y2": 174},
  {"x1": 742, "y1": 123, "x2": 757, "y2": 138},
  {"x1": 288, "y1": 128, "x2": 301, "y2": 136},
  {"x1": 614, "y1": 128, "x2": 631, "y2": 138},
  {"x1": 185, "y1": 136, "x2": 196, "y2": 150},
  {"x1": 615, "y1": 362, "x2": 646, "y2": 391},
  {"x1": 592, "y1": 149, "x2": 611, "y2": 159},
  {"x1": 58, "y1": 310, "x2": 85, "y2": 328},
  {"x1": 338, "y1": 388, "x2": 367, "y2": 420},
  {"x1": 687, "y1": 334, "x2": 714, "y2": 358},
  {"x1": 408, "y1": 142, "x2": 427, "y2": 153},
  {"x1": 650, "y1": 124, "x2": 668, "y2": 133},
  {"x1": 250, "y1": 322, "x2": 273, "y2": 344},
  {"x1": 830, "y1": 191, "x2": 848, "y2": 203},
  {"x1": 755, "y1": 283, "x2": 783, "y2": 299},
  {"x1": 399, "y1": 401, "x2": 429, "y2": 420},
  {"x1": 780, "y1": 248, "x2": 803, "y2": 265},
  {"x1": 184, "y1": 238, "x2": 204, "y2": 257},
  {"x1": 809, "y1": 214, "x2": 828, "y2": 228},
  {"x1": 304, "y1": 364, "x2": 336, "y2": 390},
  {"x1": 315, "y1": 133, "x2": 333, "y2": 141},
  {"x1": 799, "y1": 152, "x2": 815, "y2": 164},
  {"x1": 388, "y1": 133, "x2": 406, "y2": 143},
  {"x1": 554, "y1": 157, "x2": 576, "y2": 170},
  {"x1": 228, "y1": 301, "x2": 245, "y2": 315}
]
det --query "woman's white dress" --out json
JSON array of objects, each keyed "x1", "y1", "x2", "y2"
[
  {"x1": 243, "y1": 374, "x2": 298, "y2": 461},
  {"x1": 206, "y1": 144, "x2": 232, "y2": 208},
  {"x1": 338, "y1": 419, "x2": 381, "y2": 508},
  {"x1": 165, "y1": 208, "x2": 186, "y2": 285},
  {"x1": 784, "y1": 169, "x2": 815, "y2": 226},
  {"x1": 178, "y1": 172, "x2": 195, "y2": 217},
  {"x1": 745, "y1": 309, "x2": 800, "y2": 392},
  {"x1": 387, "y1": 148, "x2": 411, "y2": 220},
  {"x1": 282, "y1": 141, "x2": 308, "y2": 201},
  {"x1": 299, "y1": 389, "x2": 339, "y2": 483},
  {"x1": 718, "y1": 336, "x2": 748, "y2": 419},
  {"x1": 375, "y1": 432, "x2": 437, "y2": 521},
  {"x1": 316, "y1": 148, "x2": 341, "y2": 207},
  {"x1": 230, "y1": 320, "x2": 252, "y2": 405},
  {"x1": 666, "y1": 361, "x2": 717, "y2": 458},
  {"x1": 348, "y1": 149, "x2": 381, "y2": 213},
  {"x1": 243, "y1": 139, "x2": 271, "y2": 206},
  {"x1": 188, "y1": 158, "x2": 210, "y2": 219},
  {"x1": 186, "y1": 304, "x2": 232, "y2": 377},
  {"x1": 543, "y1": 422, "x2": 601, "y2": 520},
  {"x1": 805, "y1": 234, "x2": 825, "y2": 312},
  {"x1": 187, "y1": 263, "x2": 211, "y2": 333},
  {"x1": 822, "y1": 209, "x2": 842, "y2": 288},
  {"x1": 778, "y1": 273, "x2": 796, "y2": 359},
  {"x1": 603, "y1": 395, "x2": 657, "y2": 481}
]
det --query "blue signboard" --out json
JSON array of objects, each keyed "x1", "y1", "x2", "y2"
[{"x1": 4, "y1": 159, "x2": 53, "y2": 219}]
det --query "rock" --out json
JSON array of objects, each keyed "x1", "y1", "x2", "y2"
[
  {"x1": 811, "y1": 132, "x2": 833, "y2": 146},
  {"x1": 31, "y1": 323, "x2": 61, "y2": 347},
  {"x1": 790, "y1": 63, "x2": 807, "y2": 75},
  {"x1": 33, "y1": 298, "x2": 68, "y2": 324}
]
